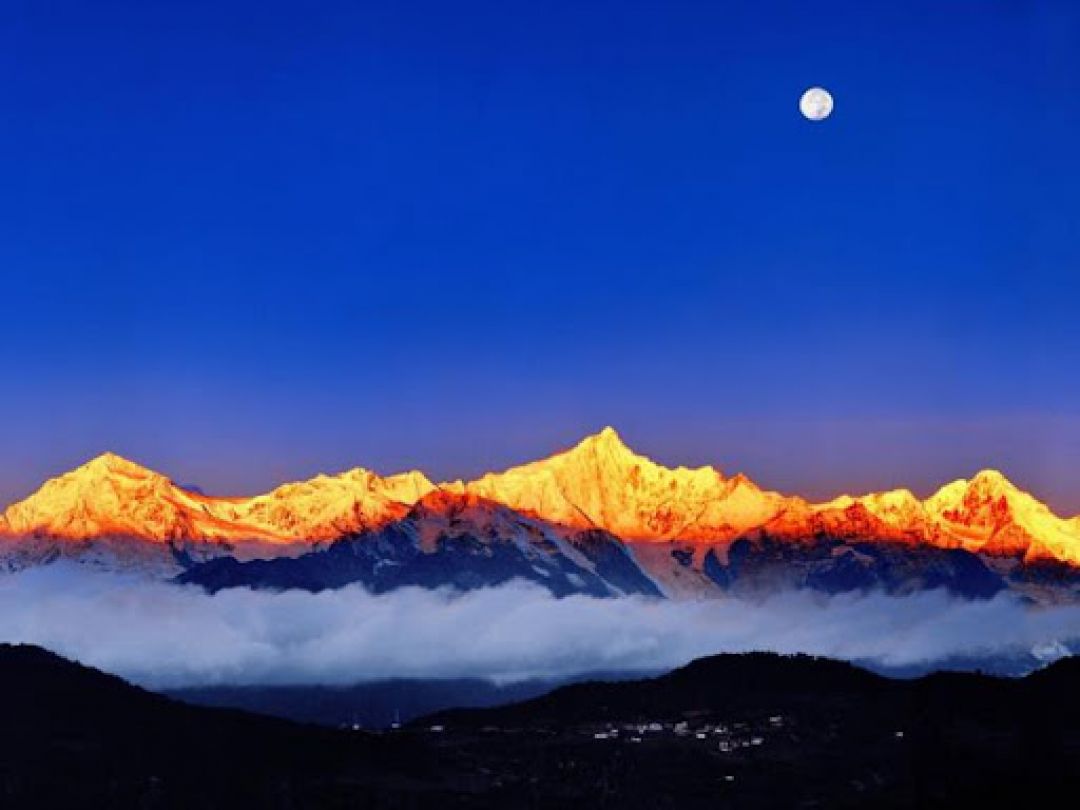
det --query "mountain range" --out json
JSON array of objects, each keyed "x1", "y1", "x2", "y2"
[{"x1": 3, "y1": 428, "x2": 1079, "y2": 600}]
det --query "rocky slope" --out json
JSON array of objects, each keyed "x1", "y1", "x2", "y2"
[{"x1": 178, "y1": 490, "x2": 662, "y2": 598}]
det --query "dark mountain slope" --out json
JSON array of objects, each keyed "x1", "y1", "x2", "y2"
[
  {"x1": 178, "y1": 511, "x2": 662, "y2": 598},
  {"x1": 417, "y1": 651, "x2": 1080, "y2": 808},
  {"x1": 4, "y1": 643, "x2": 1080, "y2": 808},
  {"x1": 0, "y1": 644, "x2": 437, "y2": 808},
  {"x1": 422, "y1": 652, "x2": 894, "y2": 727}
]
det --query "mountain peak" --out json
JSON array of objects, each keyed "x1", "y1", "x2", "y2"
[
  {"x1": 77, "y1": 452, "x2": 159, "y2": 479},
  {"x1": 595, "y1": 425, "x2": 624, "y2": 443},
  {"x1": 462, "y1": 427, "x2": 791, "y2": 542},
  {"x1": 559, "y1": 427, "x2": 668, "y2": 481},
  {"x1": 926, "y1": 470, "x2": 1031, "y2": 514},
  {"x1": 968, "y1": 469, "x2": 1018, "y2": 492},
  {"x1": 0, "y1": 451, "x2": 190, "y2": 542},
  {"x1": 575, "y1": 426, "x2": 633, "y2": 455}
]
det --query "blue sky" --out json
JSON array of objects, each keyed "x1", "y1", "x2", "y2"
[{"x1": 2, "y1": 1, "x2": 1079, "y2": 510}]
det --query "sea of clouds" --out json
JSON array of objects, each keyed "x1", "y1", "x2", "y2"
[{"x1": 1, "y1": 564, "x2": 1079, "y2": 688}]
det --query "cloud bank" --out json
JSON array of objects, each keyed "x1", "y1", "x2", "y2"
[{"x1": 1, "y1": 565, "x2": 1079, "y2": 688}]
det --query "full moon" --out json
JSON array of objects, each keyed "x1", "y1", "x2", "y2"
[{"x1": 799, "y1": 87, "x2": 834, "y2": 121}]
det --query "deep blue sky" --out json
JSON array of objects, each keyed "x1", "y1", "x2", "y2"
[{"x1": 2, "y1": 1, "x2": 1079, "y2": 511}]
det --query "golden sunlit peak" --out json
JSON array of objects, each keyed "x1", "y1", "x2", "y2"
[
  {"x1": 577, "y1": 426, "x2": 635, "y2": 454},
  {"x1": 561, "y1": 426, "x2": 656, "y2": 470},
  {"x1": 95, "y1": 451, "x2": 135, "y2": 462},
  {"x1": 582, "y1": 425, "x2": 625, "y2": 443},
  {"x1": 78, "y1": 451, "x2": 157, "y2": 477},
  {"x1": 4, "y1": 430, "x2": 1080, "y2": 568},
  {"x1": 968, "y1": 468, "x2": 1015, "y2": 488}
]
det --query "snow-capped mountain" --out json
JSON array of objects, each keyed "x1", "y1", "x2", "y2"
[
  {"x1": 2, "y1": 428, "x2": 1079, "y2": 597},
  {"x1": 460, "y1": 429, "x2": 1080, "y2": 567},
  {"x1": 177, "y1": 490, "x2": 662, "y2": 598},
  {"x1": 0, "y1": 451, "x2": 433, "y2": 544},
  {"x1": 460, "y1": 427, "x2": 790, "y2": 541}
]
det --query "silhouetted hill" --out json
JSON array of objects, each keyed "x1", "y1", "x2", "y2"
[
  {"x1": 424, "y1": 652, "x2": 888, "y2": 727},
  {"x1": 3, "y1": 643, "x2": 1080, "y2": 808},
  {"x1": 415, "y1": 651, "x2": 1080, "y2": 807},
  {"x1": 0, "y1": 644, "x2": 433, "y2": 808}
]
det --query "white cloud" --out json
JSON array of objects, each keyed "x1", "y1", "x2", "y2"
[{"x1": 1, "y1": 564, "x2": 1078, "y2": 688}]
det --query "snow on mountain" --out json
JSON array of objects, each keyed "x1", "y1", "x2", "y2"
[
  {"x1": 0, "y1": 453, "x2": 229, "y2": 542},
  {"x1": 178, "y1": 489, "x2": 662, "y2": 598},
  {"x1": 463, "y1": 427, "x2": 789, "y2": 542},
  {"x1": 463, "y1": 429, "x2": 1080, "y2": 567},
  {"x1": 920, "y1": 469, "x2": 1080, "y2": 563},
  {"x1": 0, "y1": 453, "x2": 435, "y2": 547},
  {"x1": 2, "y1": 428, "x2": 1079, "y2": 582}
]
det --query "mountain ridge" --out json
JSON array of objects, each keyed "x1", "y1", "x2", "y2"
[{"x1": 2, "y1": 427, "x2": 1079, "y2": 571}]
